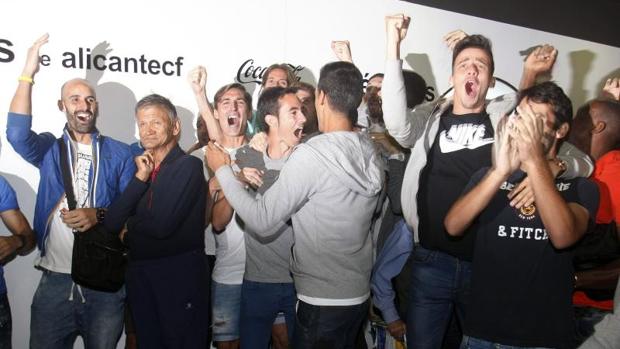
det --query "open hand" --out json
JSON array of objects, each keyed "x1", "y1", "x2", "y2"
[{"x1": 22, "y1": 33, "x2": 49, "y2": 78}]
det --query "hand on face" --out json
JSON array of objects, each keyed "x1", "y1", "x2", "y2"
[
  {"x1": 205, "y1": 141, "x2": 231, "y2": 173},
  {"x1": 510, "y1": 105, "x2": 546, "y2": 165},
  {"x1": 135, "y1": 151, "x2": 154, "y2": 182},
  {"x1": 22, "y1": 33, "x2": 49, "y2": 78},
  {"x1": 493, "y1": 115, "x2": 520, "y2": 177},
  {"x1": 188, "y1": 66, "x2": 207, "y2": 95}
]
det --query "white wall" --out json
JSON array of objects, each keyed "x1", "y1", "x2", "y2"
[{"x1": 1, "y1": 0, "x2": 618, "y2": 347}]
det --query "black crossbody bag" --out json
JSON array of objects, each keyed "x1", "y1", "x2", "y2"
[{"x1": 57, "y1": 138, "x2": 127, "y2": 292}]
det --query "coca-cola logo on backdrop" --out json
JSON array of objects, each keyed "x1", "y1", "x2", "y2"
[{"x1": 236, "y1": 59, "x2": 304, "y2": 85}]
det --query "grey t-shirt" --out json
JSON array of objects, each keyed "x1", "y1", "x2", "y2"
[{"x1": 235, "y1": 145, "x2": 293, "y2": 283}]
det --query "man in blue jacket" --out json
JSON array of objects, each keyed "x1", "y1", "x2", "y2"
[{"x1": 6, "y1": 34, "x2": 135, "y2": 349}]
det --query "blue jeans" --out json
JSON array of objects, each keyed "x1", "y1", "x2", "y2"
[
  {"x1": 30, "y1": 270, "x2": 125, "y2": 349},
  {"x1": 212, "y1": 281, "x2": 242, "y2": 342},
  {"x1": 293, "y1": 299, "x2": 369, "y2": 349},
  {"x1": 240, "y1": 280, "x2": 296, "y2": 349},
  {"x1": 407, "y1": 245, "x2": 472, "y2": 349},
  {"x1": 460, "y1": 335, "x2": 551, "y2": 349},
  {"x1": 0, "y1": 293, "x2": 11, "y2": 349}
]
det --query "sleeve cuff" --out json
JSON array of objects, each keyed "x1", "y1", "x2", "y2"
[
  {"x1": 7, "y1": 112, "x2": 32, "y2": 128},
  {"x1": 380, "y1": 305, "x2": 401, "y2": 324}
]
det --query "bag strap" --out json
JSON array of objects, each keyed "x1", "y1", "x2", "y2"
[{"x1": 57, "y1": 138, "x2": 78, "y2": 210}]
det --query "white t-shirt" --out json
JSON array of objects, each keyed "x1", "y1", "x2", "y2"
[
  {"x1": 212, "y1": 215, "x2": 246, "y2": 284},
  {"x1": 39, "y1": 142, "x2": 92, "y2": 273},
  {"x1": 211, "y1": 146, "x2": 246, "y2": 284}
]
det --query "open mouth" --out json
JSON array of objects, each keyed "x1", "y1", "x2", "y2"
[
  {"x1": 227, "y1": 114, "x2": 240, "y2": 127},
  {"x1": 75, "y1": 111, "x2": 92, "y2": 123},
  {"x1": 293, "y1": 126, "x2": 304, "y2": 139},
  {"x1": 465, "y1": 81, "x2": 477, "y2": 97}
]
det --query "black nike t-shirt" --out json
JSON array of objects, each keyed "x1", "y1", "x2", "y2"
[
  {"x1": 417, "y1": 109, "x2": 494, "y2": 260},
  {"x1": 465, "y1": 169, "x2": 599, "y2": 348}
]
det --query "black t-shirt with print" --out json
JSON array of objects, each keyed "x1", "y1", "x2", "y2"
[
  {"x1": 465, "y1": 169, "x2": 599, "y2": 348},
  {"x1": 418, "y1": 109, "x2": 494, "y2": 261}
]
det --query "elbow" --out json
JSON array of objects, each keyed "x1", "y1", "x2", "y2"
[
  {"x1": 548, "y1": 227, "x2": 582, "y2": 250},
  {"x1": 444, "y1": 215, "x2": 465, "y2": 237}
]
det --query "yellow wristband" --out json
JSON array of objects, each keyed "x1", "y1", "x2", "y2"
[{"x1": 18, "y1": 76, "x2": 34, "y2": 84}]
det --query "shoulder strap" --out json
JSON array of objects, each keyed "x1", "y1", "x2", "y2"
[{"x1": 57, "y1": 138, "x2": 77, "y2": 210}]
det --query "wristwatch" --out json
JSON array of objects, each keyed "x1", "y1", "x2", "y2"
[{"x1": 96, "y1": 208, "x2": 106, "y2": 224}]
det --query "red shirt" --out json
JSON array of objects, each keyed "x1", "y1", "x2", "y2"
[{"x1": 592, "y1": 150, "x2": 620, "y2": 224}]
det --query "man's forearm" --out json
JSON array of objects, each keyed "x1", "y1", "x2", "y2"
[
  {"x1": 10, "y1": 81, "x2": 34, "y2": 115},
  {"x1": 526, "y1": 159, "x2": 586, "y2": 248},
  {"x1": 445, "y1": 169, "x2": 506, "y2": 236}
]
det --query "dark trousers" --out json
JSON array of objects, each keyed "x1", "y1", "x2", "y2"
[
  {"x1": 293, "y1": 299, "x2": 369, "y2": 349},
  {"x1": 127, "y1": 250, "x2": 210, "y2": 349},
  {"x1": 0, "y1": 293, "x2": 10, "y2": 349},
  {"x1": 407, "y1": 246, "x2": 472, "y2": 349}
]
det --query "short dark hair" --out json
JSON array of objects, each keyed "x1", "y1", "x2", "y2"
[
  {"x1": 257, "y1": 86, "x2": 298, "y2": 133},
  {"x1": 261, "y1": 64, "x2": 296, "y2": 87},
  {"x1": 213, "y1": 83, "x2": 253, "y2": 116},
  {"x1": 366, "y1": 73, "x2": 384, "y2": 85},
  {"x1": 291, "y1": 81, "x2": 315, "y2": 98},
  {"x1": 518, "y1": 81, "x2": 573, "y2": 129},
  {"x1": 403, "y1": 70, "x2": 427, "y2": 109},
  {"x1": 452, "y1": 34, "x2": 495, "y2": 75},
  {"x1": 317, "y1": 61, "x2": 363, "y2": 125},
  {"x1": 135, "y1": 94, "x2": 177, "y2": 121}
]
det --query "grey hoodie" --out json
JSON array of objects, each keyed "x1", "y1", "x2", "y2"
[{"x1": 216, "y1": 131, "x2": 384, "y2": 302}]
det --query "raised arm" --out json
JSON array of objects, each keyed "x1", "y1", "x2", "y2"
[
  {"x1": 331, "y1": 40, "x2": 353, "y2": 63},
  {"x1": 10, "y1": 34, "x2": 48, "y2": 115},
  {"x1": 382, "y1": 14, "x2": 424, "y2": 149},
  {"x1": 519, "y1": 44, "x2": 557, "y2": 90},
  {"x1": 188, "y1": 66, "x2": 222, "y2": 143},
  {"x1": 602, "y1": 77, "x2": 620, "y2": 101}
]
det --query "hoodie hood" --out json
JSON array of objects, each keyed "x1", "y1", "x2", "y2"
[{"x1": 303, "y1": 131, "x2": 384, "y2": 197}]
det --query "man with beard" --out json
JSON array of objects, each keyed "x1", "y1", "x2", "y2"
[
  {"x1": 382, "y1": 14, "x2": 593, "y2": 348},
  {"x1": 6, "y1": 34, "x2": 135, "y2": 348},
  {"x1": 230, "y1": 87, "x2": 306, "y2": 349}
]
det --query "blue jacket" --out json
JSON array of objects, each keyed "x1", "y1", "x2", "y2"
[
  {"x1": 370, "y1": 219, "x2": 413, "y2": 324},
  {"x1": 6, "y1": 112, "x2": 136, "y2": 253}
]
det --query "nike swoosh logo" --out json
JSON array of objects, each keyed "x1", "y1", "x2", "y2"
[{"x1": 439, "y1": 131, "x2": 494, "y2": 153}]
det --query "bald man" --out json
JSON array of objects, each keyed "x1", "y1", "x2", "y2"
[{"x1": 6, "y1": 34, "x2": 135, "y2": 349}]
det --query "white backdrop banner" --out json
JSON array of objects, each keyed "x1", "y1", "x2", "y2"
[{"x1": 1, "y1": 0, "x2": 619, "y2": 347}]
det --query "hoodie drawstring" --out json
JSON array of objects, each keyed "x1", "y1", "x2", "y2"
[{"x1": 68, "y1": 282, "x2": 86, "y2": 303}]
